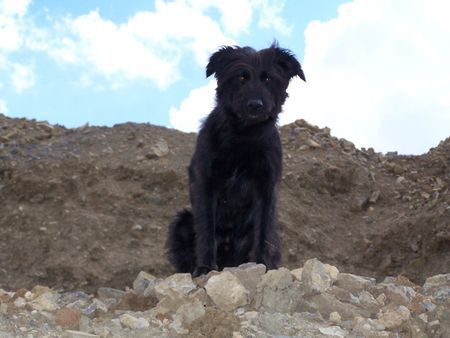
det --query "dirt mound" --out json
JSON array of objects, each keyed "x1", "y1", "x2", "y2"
[{"x1": 0, "y1": 114, "x2": 448, "y2": 292}]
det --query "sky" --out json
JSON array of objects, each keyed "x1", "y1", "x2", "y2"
[{"x1": 1, "y1": 0, "x2": 449, "y2": 155}]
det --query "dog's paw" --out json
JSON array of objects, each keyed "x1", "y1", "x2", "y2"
[{"x1": 192, "y1": 265, "x2": 218, "y2": 277}]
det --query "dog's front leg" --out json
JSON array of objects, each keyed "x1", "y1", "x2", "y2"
[
  {"x1": 191, "y1": 183, "x2": 218, "y2": 277},
  {"x1": 254, "y1": 193, "x2": 280, "y2": 270}
]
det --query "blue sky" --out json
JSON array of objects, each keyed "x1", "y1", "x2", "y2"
[{"x1": 1, "y1": 0, "x2": 449, "y2": 154}]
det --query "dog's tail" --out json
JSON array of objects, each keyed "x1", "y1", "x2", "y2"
[{"x1": 165, "y1": 209, "x2": 195, "y2": 273}]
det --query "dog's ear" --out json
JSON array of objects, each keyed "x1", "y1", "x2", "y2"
[
  {"x1": 206, "y1": 46, "x2": 239, "y2": 78},
  {"x1": 272, "y1": 44, "x2": 306, "y2": 82}
]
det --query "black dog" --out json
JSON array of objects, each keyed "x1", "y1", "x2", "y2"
[{"x1": 166, "y1": 42, "x2": 305, "y2": 276}]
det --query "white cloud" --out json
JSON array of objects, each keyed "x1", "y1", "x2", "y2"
[
  {"x1": 0, "y1": 0, "x2": 31, "y2": 51},
  {"x1": 43, "y1": 0, "x2": 289, "y2": 89},
  {"x1": 281, "y1": 0, "x2": 450, "y2": 154},
  {"x1": 1, "y1": 0, "x2": 290, "y2": 91},
  {"x1": 0, "y1": 0, "x2": 36, "y2": 92},
  {"x1": 169, "y1": 79, "x2": 216, "y2": 131},
  {"x1": 254, "y1": 0, "x2": 291, "y2": 35},
  {"x1": 0, "y1": 99, "x2": 7, "y2": 115},
  {"x1": 10, "y1": 62, "x2": 34, "y2": 92}
]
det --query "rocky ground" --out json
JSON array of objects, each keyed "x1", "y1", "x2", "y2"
[
  {"x1": 0, "y1": 259, "x2": 449, "y2": 337},
  {"x1": 0, "y1": 113, "x2": 449, "y2": 336}
]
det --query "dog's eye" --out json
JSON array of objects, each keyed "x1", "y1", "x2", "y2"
[{"x1": 238, "y1": 72, "x2": 249, "y2": 83}]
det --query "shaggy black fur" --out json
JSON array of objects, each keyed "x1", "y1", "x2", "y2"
[{"x1": 166, "y1": 42, "x2": 305, "y2": 276}]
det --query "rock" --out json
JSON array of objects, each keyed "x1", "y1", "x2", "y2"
[
  {"x1": 339, "y1": 138, "x2": 355, "y2": 152},
  {"x1": 116, "y1": 290, "x2": 156, "y2": 311},
  {"x1": 377, "y1": 305, "x2": 411, "y2": 330},
  {"x1": 80, "y1": 299, "x2": 108, "y2": 317},
  {"x1": 29, "y1": 291, "x2": 60, "y2": 311},
  {"x1": 31, "y1": 285, "x2": 52, "y2": 297},
  {"x1": 335, "y1": 273, "x2": 376, "y2": 291},
  {"x1": 55, "y1": 307, "x2": 82, "y2": 329},
  {"x1": 224, "y1": 263, "x2": 266, "y2": 300},
  {"x1": 291, "y1": 267, "x2": 303, "y2": 281},
  {"x1": 373, "y1": 294, "x2": 385, "y2": 307},
  {"x1": 260, "y1": 267, "x2": 293, "y2": 290},
  {"x1": 424, "y1": 274, "x2": 450, "y2": 289},
  {"x1": 306, "y1": 138, "x2": 321, "y2": 148},
  {"x1": 358, "y1": 290, "x2": 380, "y2": 312},
  {"x1": 96, "y1": 287, "x2": 125, "y2": 303},
  {"x1": 351, "y1": 317, "x2": 389, "y2": 337},
  {"x1": 133, "y1": 271, "x2": 158, "y2": 296},
  {"x1": 13, "y1": 297, "x2": 26, "y2": 308},
  {"x1": 382, "y1": 284, "x2": 417, "y2": 305},
  {"x1": 154, "y1": 273, "x2": 196, "y2": 300},
  {"x1": 432, "y1": 287, "x2": 449, "y2": 305},
  {"x1": 319, "y1": 326, "x2": 347, "y2": 337},
  {"x1": 423, "y1": 274, "x2": 450, "y2": 305},
  {"x1": 205, "y1": 271, "x2": 249, "y2": 311},
  {"x1": 301, "y1": 293, "x2": 370, "y2": 320},
  {"x1": 256, "y1": 267, "x2": 300, "y2": 313},
  {"x1": 302, "y1": 258, "x2": 334, "y2": 293},
  {"x1": 329, "y1": 311, "x2": 342, "y2": 324},
  {"x1": 146, "y1": 139, "x2": 169, "y2": 159},
  {"x1": 395, "y1": 176, "x2": 405, "y2": 184},
  {"x1": 119, "y1": 313, "x2": 150, "y2": 329},
  {"x1": 369, "y1": 190, "x2": 381, "y2": 203},
  {"x1": 173, "y1": 298, "x2": 205, "y2": 325},
  {"x1": 324, "y1": 264, "x2": 340, "y2": 282},
  {"x1": 63, "y1": 331, "x2": 99, "y2": 338},
  {"x1": 154, "y1": 291, "x2": 185, "y2": 315},
  {"x1": 327, "y1": 286, "x2": 360, "y2": 304}
]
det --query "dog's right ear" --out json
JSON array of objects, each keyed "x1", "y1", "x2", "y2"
[{"x1": 206, "y1": 46, "x2": 238, "y2": 78}]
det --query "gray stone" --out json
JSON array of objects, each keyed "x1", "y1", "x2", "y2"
[
  {"x1": 377, "y1": 305, "x2": 410, "y2": 329},
  {"x1": 256, "y1": 268, "x2": 300, "y2": 313},
  {"x1": 291, "y1": 267, "x2": 303, "y2": 281},
  {"x1": 329, "y1": 311, "x2": 341, "y2": 324},
  {"x1": 351, "y1": 317, "x2": 389, "y2": 337},
  {"x1": 383, "y1": 284, "x2": 417, "y2": 305},
  {"x1": 29, "y1": 291, "x2": 60, "y2": 311},
  {"x1": 260, "y1": 267, "x2": 293, "y2": 290},
  {"x1": 154, "y1": 289, "x2": 187, "y2": 315},
  {"x1": 298, "y1": 292, "x2": 370, "y2": 320},
  {"x1": 432, "y1": 287, "x2": 449, "y2": 304},
  {"x1": 358, "y1": 290, "x2": 380, "y2": 312},
  {"x1": 13, "y1": 297, "x2": 27, "y2": 308},
  {"x1": 302, "y1": 258, "x2": 334, "y2": 293},
  {"x1": 133, "y1": 271, "x2": 158, "y2": 296},
  {"x1": 324, "y1": 264, "x2": 340, "y2": 282},
  {"x1": 319, "y1": 326, "x2": 347, "y2": 337},
  {"x1": 119, "y1": 313, "x2": 150, "y2": 329},
  {"x1": 424, "y1": 274, "x2": 450, "y2": 289},
  {"x1": 154, "y1": 273, "x2": 196, "y2": 300},
  {"x1": 205, "y1": 271, "x2": 249, "y2": 311},
  {"x1": 81, "y1": 300, "x2": 107, "y2": 317},
  {"x1": 224, "y1": 262, "x2": 266, "y2": 301},
  {"x1": 423, "y1": 274, "x2": 450, "y2": 304},
  {"x1": 335, "y1": 273, "x2": 376, "y2": 291},
  {"x1": 63, "y1": 331, "x2": 100, "y2": 338},
  {"x1": 174, "y1": 298, "x2": 205, "y2": 325},
  {"x1": 146, "y1": 139, "x2": 169, "y2": 159},
  {"x1": 97, "y1": 287, "x2": 125, "y2": 303}
]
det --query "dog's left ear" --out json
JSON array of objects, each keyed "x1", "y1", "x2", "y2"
[
  {"x1": 273, "y1": 46, "x2": 306, "y2": 82},
  {"x1": 206, "y1": 46, "x2": 236, "y2": 78}
]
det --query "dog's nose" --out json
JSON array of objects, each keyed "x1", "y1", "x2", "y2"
[{"x1": 247, "y1": 99, "x2": 263, "y2": 110}]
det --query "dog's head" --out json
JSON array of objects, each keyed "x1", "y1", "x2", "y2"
[{"x1": 206, "y1": 42, "x2": 305, "y2": 128}]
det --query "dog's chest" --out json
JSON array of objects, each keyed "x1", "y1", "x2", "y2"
[{"x1": 211, "y1": 147, "x2": 275, "y2": 218}]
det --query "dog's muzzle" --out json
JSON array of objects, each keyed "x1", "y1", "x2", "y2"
[{"x1": 246, "y1": 99, "x2": 269, "y2": 122}]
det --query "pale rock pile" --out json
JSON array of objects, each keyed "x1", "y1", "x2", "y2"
[{"x1": 0, "y1": 258, "x2": 448, "y2": 337}]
